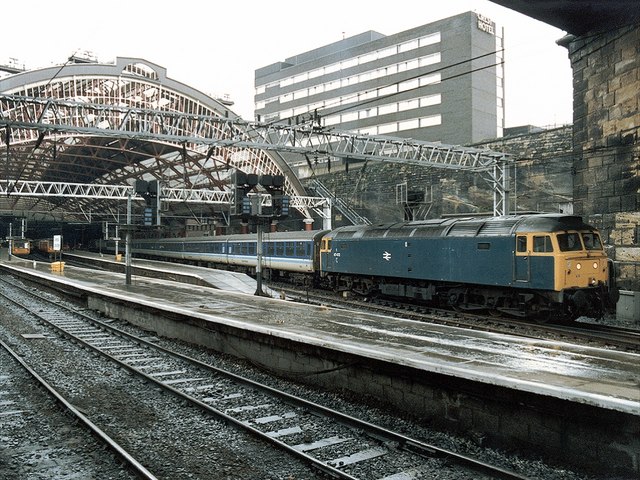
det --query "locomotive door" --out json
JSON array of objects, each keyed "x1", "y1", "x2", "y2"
[{"x1": 514, "y1": 235, "x2": 530, "y2": 283}]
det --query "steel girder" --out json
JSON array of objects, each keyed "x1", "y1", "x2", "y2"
[
  {"x1": 0, "y1": 58, "x2": 308, "y2": 223},
  {"x1": 1, "y1": 93, "x2": 513, "y2": 217}
]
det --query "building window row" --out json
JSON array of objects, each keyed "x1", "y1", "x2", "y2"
[
  {"x1": 256, "y1": 52, "x2": 441, "y2": 110},
  {"x1": 356, "y1": 114, "x2": 442, "y2": 136},
  {"x1": 268, "y1": 73, "x2": 441, "y2": 122},
  {"x1": 255, "y1": 31, "x2": 441, "y2": 95},
  {"x1": 322, "y1": 93, "x2": 442, "y2": 127}
]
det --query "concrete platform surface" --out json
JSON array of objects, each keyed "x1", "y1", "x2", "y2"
[
  {"x1": 2, "y1": 255, "x2": 639, "y2": 416},
  {"x1": 65, "y1": 250, "x2": 271, "y2": 296}
]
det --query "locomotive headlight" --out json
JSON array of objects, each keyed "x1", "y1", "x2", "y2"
[
  {"x1": 593, "y1": 262, "x2": 598, "y2": 269},
  {"x1": 576, "y1": 263, "x2": 582, "y2": 270}
]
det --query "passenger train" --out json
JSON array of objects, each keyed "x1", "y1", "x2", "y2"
[
  {"x1": 10, "y1": 239, "x2": 31, "y2": 256},
  {"x1": 96, "y1": 214, "x2": 615, "y2": 320}
]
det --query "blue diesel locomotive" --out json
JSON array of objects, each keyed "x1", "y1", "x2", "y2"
[
  {"x1": 99, "y1": 214, "x2": 613, "y2": 320},
  {"x1": 319, "y1": 214, "x2": 613, "y2": 319}
]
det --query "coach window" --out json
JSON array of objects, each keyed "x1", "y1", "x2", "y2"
[
  {"x1": 533, "y1": 235, "x2": 553, "y2": 253},
  {"x1": 263, "y1": 243, "x2": 271, "y2": 256},
  {"x1": 276, "y1": 242, "x2": 285, "y2": 256},
  {"x1": 286, "y1": 242, "x2": 294, "y2": 256},
  {"x1": 516, "y1": 235, "x2": 527, "y2": 253}
]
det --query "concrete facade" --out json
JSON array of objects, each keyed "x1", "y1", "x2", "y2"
[
  {"x1": 563, "y1": 24, "x2": 640, "y2": 291},
  {"x1": 255, "y1": 11, "x2": 503, "y2": 145}
]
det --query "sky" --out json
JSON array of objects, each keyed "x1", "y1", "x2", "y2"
[{"x1": 1, "y1": 0, "x2": 573, "y2": 128}]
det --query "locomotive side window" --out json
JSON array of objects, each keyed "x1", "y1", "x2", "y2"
[
  {"x1": 477, "y1": 242, "x2": 491, "y2": 250},
  {"x1": 516, "y1": 236, "x2": 527, "y2": 253},
  {"x1": 581, "y1": 232, "x2": 602, "y2": 250},
  {"x1": 557, "y1": 233, "x2": 582, "y2": 251},
  {"x1": 533, "y1": 235, "x2": 553, "y2": 253}
]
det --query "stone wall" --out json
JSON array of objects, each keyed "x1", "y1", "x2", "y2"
[
  {"x1": 307, "y1": 126, "x2": 574, "y2": 225},
  {"x1": 475, "y1": 126, "x2": 574, "y2": 214},
  {"x1": 565, "y1": 24, "x2": 640, "y2": 290}
]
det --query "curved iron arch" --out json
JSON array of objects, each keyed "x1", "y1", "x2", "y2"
[{"x1": 0, "y1": 57, "x2": 309, "y2": 222}]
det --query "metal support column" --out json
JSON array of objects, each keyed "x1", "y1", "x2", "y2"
[
  {"x1": 125, "y1": 193, "x2": 132, "y2": 286},
  {"x1": 255, "y1": 220, "x2": 264, "y2": 296},
  {"x1": 7, "y1": 222, "x2": 12, "y2": 261}
]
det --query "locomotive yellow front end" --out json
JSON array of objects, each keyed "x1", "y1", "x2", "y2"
[{"x1": 553, "y1": 230, "x2": 612, "y2": 317}]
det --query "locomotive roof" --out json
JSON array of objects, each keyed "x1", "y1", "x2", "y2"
[{"x1": 329, "y1": 214, "x2": 597, "y2": 239}]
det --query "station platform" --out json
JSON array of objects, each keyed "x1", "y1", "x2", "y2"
[
  {"x1": 1, "y1": 251, "x2": 639, "y2": 474},
  {"x1": 1, "y1": 252, "x2": 638, "y2": 414},
  {"x1": 58, "y1": 250, "x2": 274, "y2": 296}
]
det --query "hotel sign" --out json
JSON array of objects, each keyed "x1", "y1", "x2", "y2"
[{"x1": 477, "y1": 14, "x2": 495, "y2": 35}]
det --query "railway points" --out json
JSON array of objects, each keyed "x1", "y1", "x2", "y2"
[{"x1": 1, "y1": 251, "x2": 638, "y2": 477}]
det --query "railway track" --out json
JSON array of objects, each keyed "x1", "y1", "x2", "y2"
[
  {"x1": 0, "y1": 338, "x2": 151, "y2": 479},
  {"x1": 275, "y1": 284, "x2": 640, "y2": 352},
  {"x1": 0, "y1": 275, "x2": 530, "y2": 480}
]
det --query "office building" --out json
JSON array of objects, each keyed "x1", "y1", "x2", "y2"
[{"x1": 255, "y1": 11, "x2": 504, "y2": 145}]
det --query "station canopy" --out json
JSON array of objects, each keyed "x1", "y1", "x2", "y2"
[{"x1": 0, "y1": 57, "x2": 307, "y2": 226}]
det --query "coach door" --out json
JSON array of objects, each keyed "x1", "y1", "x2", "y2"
[{"x1": 514, "y1": 234, "x2": 530, "y2": 283}]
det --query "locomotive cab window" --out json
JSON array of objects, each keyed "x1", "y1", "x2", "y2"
[
  {"x1": 582, "y1": 232, "x2": 602, "y2": 250},
  {"x1": 557, "y1": 232, "x2": 582, "y2": 251},
  {"x1": 533, "y1": 235, "x2": 553, "y2": 253}
]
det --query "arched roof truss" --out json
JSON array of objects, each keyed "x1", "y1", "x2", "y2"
[{"x1": 0, "y1": 57, "x2": 306, "y2": 222}]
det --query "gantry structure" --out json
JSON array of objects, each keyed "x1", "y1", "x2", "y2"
[{"x1": 0, "y1": 57, "x2": 512, "y2": 230}]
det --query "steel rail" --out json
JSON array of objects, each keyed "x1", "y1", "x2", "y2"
[
  {"x1": 2, "y1": 275, "x2": 530, "y2": 480},
  {"x1": 0, "y1": 337, "x2": 158, "y2": 480}
]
